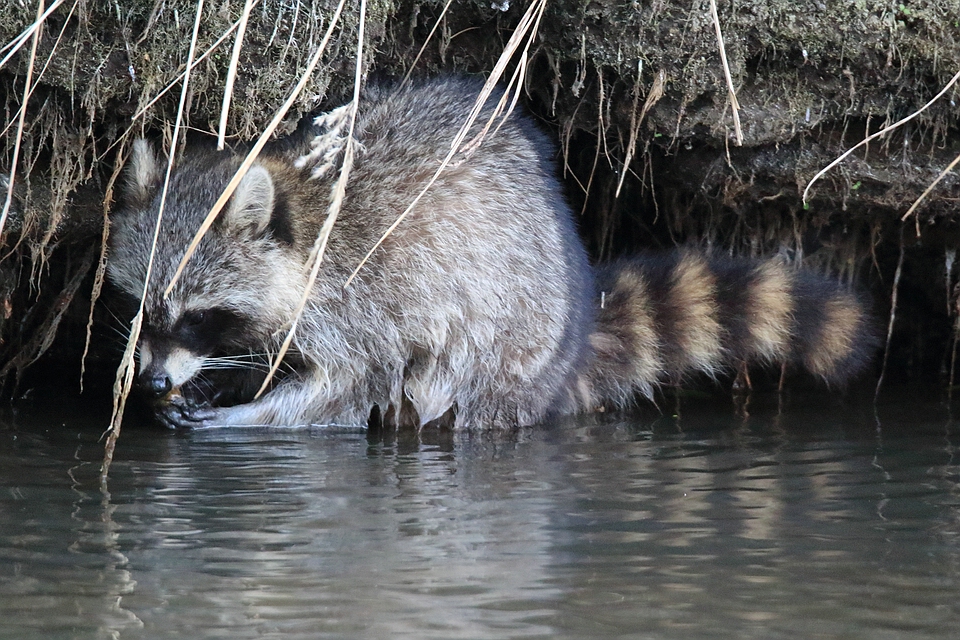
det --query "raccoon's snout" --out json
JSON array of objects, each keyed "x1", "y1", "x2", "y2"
[
  {"x1": 141, "y1": 368, "x2": 173, "y2": 398},
  {"x1": 137, "y1": 338, "x2": 203, "y2": 402}
]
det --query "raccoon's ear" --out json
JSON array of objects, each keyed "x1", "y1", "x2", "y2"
[
  {"x1": 122, "y1": 139, "x2": 163, "y2": 209},
  {"x1": 222, "y1": 164, "x2": 275, "y2": 238}
]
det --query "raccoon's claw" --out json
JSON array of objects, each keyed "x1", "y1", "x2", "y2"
[{"x1": 156, "y1": 394, "x2": 221, "y2": 429}]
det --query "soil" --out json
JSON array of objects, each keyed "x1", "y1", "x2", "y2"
[{"x1": 1, "y1": 0, "x2": 959, "y2": 394}]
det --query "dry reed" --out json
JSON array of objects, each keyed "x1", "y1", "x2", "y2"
[
  {"x1": 345, "y1": 0, "x2": 549, "y2": 286},
  {"x1": 709, "y1": 0, "x2": 743, "y2": 146},
  {"x1": 217, "y1": 0, "x2": 255, "y2": 149},
  {"x1": 0, "y1": 0, "x2": 45, "y2": 241},
  {"x1": 102, "y1": 0, "x2": 208, "y2": 481},
  {"x1": 164, "y1": 0, "x2": 349, "y2": 298},
  {"x1": 256, "y1": 0, "x2": 368, "y2": 399},
  {"x1": 0, "y1": 0, "x2": 67, "y2": 71}
]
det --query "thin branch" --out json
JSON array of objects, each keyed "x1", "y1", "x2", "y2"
[
  {"x1": 217, "y1": 0, "x2": 254, "y2": 149},
  {"x1": 163, "y1": 0, "x2": 349, "y2": 298},
  {"x1": 804, "y1": 66, "x2": 960, "y2": 204},
  {"x1": 709, "y1": 0, "x2": 742, "y2": 146},
  {"x1": 102, "y1": 0, "x2": 207, "y2": 481}
]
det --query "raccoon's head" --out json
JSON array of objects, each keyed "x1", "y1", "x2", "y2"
[{"x1": 107, "y1": 139, "x2": 307, "y2": 405}]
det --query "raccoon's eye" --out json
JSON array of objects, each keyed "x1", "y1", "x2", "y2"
[
  {"x1": 175, "y1": 307, "x2": 248, "y2": 353},
  {"x1": 181, "y1": 310, "x2": 209, "y2": 328}
]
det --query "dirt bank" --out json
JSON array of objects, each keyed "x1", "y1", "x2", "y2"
[{"x1": 1, "y1": 0, "x2": 958, "y2": 393}]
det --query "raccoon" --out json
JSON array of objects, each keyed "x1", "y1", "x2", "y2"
[{"x1": 106, "y1": 77, "x2": 875, "y2": 430}]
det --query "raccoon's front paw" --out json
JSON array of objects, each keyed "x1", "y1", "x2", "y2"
[{"x1": 155, "y1": 394, "x2": 222, "y2": 429}]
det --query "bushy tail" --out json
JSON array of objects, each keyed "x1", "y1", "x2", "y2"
[{"x1": 586, "y1": 250, "x2": 876, "y2": 408}]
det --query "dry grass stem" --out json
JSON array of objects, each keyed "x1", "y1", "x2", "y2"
[
  {"x1": 81, "y1": 148, "x2": 127, "y2": 391},
  {"x1": 164, "y1": 0, "x2": 349, "y2": 298},
  {"x1": 217, "y1": 0, "x2": 255, "y2": 149},
  {"x1": 900, "y1": 148, "x2": 960, "y2": 229},
  {"x1": 804, "y1": 66, "x2": 960, "y2": 204},
  {"x1": 875, "y1": 223, "x2": 905, "y2": 401},
  {"x1": 616, "y1": 68, "x2": 664, "y2": 198},
  {"x1": 256, "y1": 0, "x2": 367, "y2": 399},
  {"x1": 130, "y1": 2, "x2": 262, "y2": 124},
  {"x1": 401, "y1": 0, "x2": 454, "y2": 88},
  {"x1": 345, "y1": 0, "x2": 548, "y2": 287},
  {"x1": 709, "y1": 0, "x2": 742, "y2": 146},
  {"x1": 0, "y1": 0, "x2": 67, "y2": 71},
  {"x1": 103, "y1": 0, "x2": 207, "y2": 480},
  {"x1": 0, "y1": 0, "x2": 79, "y2": 140},
  {"x1": 0, "y1": 0, "x2": 45, "y2": 242}
]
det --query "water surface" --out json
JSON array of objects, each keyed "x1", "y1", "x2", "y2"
[{"x1": 1, "y1": 391, "x2": 958, "y2": 639}]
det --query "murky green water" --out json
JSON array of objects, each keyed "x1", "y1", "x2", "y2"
[{"x1": 1, "y1": 390, "x2": 958, "y2": 639}]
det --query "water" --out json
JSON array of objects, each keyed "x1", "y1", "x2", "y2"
[{"x1": 1, "y1": 390, "x2": 958, "y2": 639}]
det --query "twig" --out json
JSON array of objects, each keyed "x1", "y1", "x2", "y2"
[
  {"x1": 256, "y1": 0, "x2": 366, "y2": 399},
  {"x1": 0, "y1": 0, "x2": 46, "y2": 241},
  {"x1": 804, "y1": 66, "x2": 960, "y2": 204},
  {"x1": 164, "y1": 0, "x2": 349, "y2": 298},
  {"x1": 102, "y1": 0, "x2": 207, "y2": 482},
  {"x1": 709, "y1": 0, "x2": 742, "y2": 146},
  {"x1": 344, "y1": 0, "x2": 548, "y2": 287},
  {"x1": 217, "y1": 0, "x2": 254, "y2": 149},
  {"x1": 401, "y1": 0, "x2": 454, "y2": 88}
]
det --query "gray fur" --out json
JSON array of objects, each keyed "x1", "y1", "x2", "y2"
[
  {"x1": 107, "y1": 77, "x2": 874, "y2": 430},
  {"x1": 108, "y1": 77, "x2": 594, "y2": 429}
]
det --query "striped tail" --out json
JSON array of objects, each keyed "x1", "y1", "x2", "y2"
[{"x1": 585, "y1": 249, "x2": 876, "y2": 408}]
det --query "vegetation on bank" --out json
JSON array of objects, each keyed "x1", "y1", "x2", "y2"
[{"x1": 1, "y1": 0, "x2": 960, "y2": 398}]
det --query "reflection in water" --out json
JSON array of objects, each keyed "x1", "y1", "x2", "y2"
[{"x1": 0, "y1": 391, "x2": 958, "y2": 639}]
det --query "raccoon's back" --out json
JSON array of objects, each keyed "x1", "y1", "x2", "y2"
[{"x1": 298, "y1": 78, "x2": 596, "y2": 428}]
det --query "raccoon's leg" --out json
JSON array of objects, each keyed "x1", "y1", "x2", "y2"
[{"x1": 156, "y1": 377, "x2": 364, "y2": 428}]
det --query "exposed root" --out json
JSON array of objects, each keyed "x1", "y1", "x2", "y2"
[
  {"x1": 875, "y1": 223, "x2": 906, "y2": 402},
  {"x1": 901, "y1": 147, "x2": 960, "y2": 234},
  {"x1": 804, "y1": 66, "x2": 960, "y2": 204}
]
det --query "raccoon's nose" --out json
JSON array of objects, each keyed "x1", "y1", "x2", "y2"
[{"x1": 142, "y1": 371, "x2": 173, "y2": 398}]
